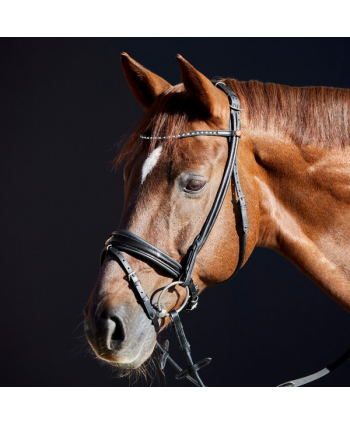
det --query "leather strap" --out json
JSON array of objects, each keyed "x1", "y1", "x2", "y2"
[
  {"x1": 180, "y1": 82, "x2": 245, "y2": 288},
  {"x1": 278, "y1": 346, "x2": 350, "y2": 387},
  {"x1": 217, "y1": 82, "x2": 248, "y2": 277},
  {"x1": 169, "y1": 310, "x2": 211, "y2": 387},
  {"x1": 230, "y1": 155, "x2": 248, "y2": 277},
  {"x1": 155, "y1": 341, "x2": 201, "y2": 387},
  {"x1": 102, "y1": 245, "x2": 160, "y2": 332},
  {"x1": 278, "y1": 368, "x2": 330, "y2": 387},
  {"x1": 103, "y1": 230, "x2": 183, "y2": 279}
]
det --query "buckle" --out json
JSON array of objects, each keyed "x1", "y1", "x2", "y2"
[{"x1": 185, "y1": 284, "x2": 199, "y2": 312}]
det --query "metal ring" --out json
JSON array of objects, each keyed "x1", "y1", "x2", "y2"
[{"x1": 157, "y1": 281, "x2": 190, "y2": 318}]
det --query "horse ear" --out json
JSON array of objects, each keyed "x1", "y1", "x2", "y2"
[
  {"x1": 176, "y1": 54, "x2": 227, "y2": 118},
  {"x1": 120, "y1": 52, "x2": 172, "y2": 109}
]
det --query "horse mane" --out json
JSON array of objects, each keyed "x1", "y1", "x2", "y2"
[
  {"x1": 226, "y1": 78, "x2": 350, "y2": 149},
  {"x1": 114, "y1": 79, "x2": 350, "y2": 167}
]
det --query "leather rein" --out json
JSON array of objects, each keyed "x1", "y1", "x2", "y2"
[{"x1": 100, "y1": 82, "x2": 350, "y2": 387}]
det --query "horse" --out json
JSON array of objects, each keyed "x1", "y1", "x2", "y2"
[{"x1": 84, "y1": 52, "x2": 350, "y2": 386}]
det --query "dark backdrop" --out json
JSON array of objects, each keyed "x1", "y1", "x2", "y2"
[{"x1": 1, "y1": 38, "x2": 350, "y2": 387}]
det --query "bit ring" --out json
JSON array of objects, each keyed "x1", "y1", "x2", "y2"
[{"x1": 157, "y1": 281, "x2": 190, "y2": 318}]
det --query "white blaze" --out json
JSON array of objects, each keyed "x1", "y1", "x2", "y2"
[{"x1": 141, "y1": 144, "x2": 163, "y2": 185}]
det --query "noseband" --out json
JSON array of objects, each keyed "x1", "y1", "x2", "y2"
[{"x1": 100, "y1": 82, "x2": 248, "y2": 386}]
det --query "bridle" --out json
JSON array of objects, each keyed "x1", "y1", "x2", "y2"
[
  {"x1": 100, "y1": 81, "x2": 350, "y2": 387},
  {"x1": 100, "y1": 82, "x2": 247, "y2": 387}
]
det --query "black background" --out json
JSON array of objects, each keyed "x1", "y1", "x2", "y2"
[{"x1": 1, "y1": 38, "x2": 350, "y2": 387}]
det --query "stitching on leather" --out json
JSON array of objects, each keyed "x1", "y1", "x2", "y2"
[
  {"x1": 110, "y1": 242, "x2": 182, "y2": 275},
  {"x1": 112, "y1": 231, "x2": 156, "y2": 250},
  {"x1": 112, "y1": 231, "x2": 181, "y2": 267},
  {"x1": 110, "y1": 236, "x2": 181, "y2": 269}
]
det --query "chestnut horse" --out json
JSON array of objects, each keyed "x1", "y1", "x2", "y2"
[{"x1": 84, "y1": 53, "x2": 350, "y2": 383}]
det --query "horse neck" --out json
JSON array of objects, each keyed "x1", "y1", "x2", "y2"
[
  {"x1": 242, "y1": 124, "x2": 350, "y2": 309},
  {"x1": 246, "y1": 126, "x2": 349, "y2": 244}
]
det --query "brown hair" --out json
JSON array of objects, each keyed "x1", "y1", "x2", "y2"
[
  {"x1": 114, "y1": 79, "x2": 350, "y2": 167},
  {"x1": 114, "y1": 85, "x2": 194, "y2": 167},
  {"x1": 226, "y1": 78, "x2": 350, "y2": 148}
]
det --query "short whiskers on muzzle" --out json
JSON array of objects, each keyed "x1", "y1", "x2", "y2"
[
  {"x1": 84, "y1": 337, "x2": 167, "y2": 386},
  {"x1": 72, "y1": 317, "x2": 93, "y2": 358},
  {"x1": 110, "y1": 355, "x2": 162, "y2": 386},
  {"x1": 105, "y1": 338, "x2": 169, "y2": 386}
]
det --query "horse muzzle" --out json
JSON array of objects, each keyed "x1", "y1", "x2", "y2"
[{"x1": 84, "y1": 303, "x2": 157, "y2": 368}]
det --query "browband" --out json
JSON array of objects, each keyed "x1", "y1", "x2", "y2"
[{"x1": 140, "y1": 130, "x2": 237, "y2": 140}]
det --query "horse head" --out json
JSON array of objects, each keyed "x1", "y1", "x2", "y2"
[{"x1": 84, "y1": 53, "x2": 254, "y2": 372}]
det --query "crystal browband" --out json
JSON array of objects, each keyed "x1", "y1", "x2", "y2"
[{"x1": 140, "y1": 130, "x2": 239, "y2": 141}]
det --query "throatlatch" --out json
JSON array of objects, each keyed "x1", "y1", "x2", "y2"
[{"x1": 100, "y1": 82, "x2": 247, "y2": 387}]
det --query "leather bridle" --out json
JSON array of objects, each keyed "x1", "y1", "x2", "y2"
[
  {"x1": 100, "y1": 81, "x2": 350, "y2": 387},
  {"x1": 100, "y1": 82, "x2": 247, "y2": 387}
]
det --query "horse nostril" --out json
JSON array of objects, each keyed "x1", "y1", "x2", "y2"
[
  {"x1": 95, "y1": 310, "x2": 127, "y2": 352},
  {"x1": 109, "y1": 315, "x2": 126, "y2": 349}
]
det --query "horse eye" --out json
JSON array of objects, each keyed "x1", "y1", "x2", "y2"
[{"x1": 185, "y1": 179, "x2": 206, "y2": 192}]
